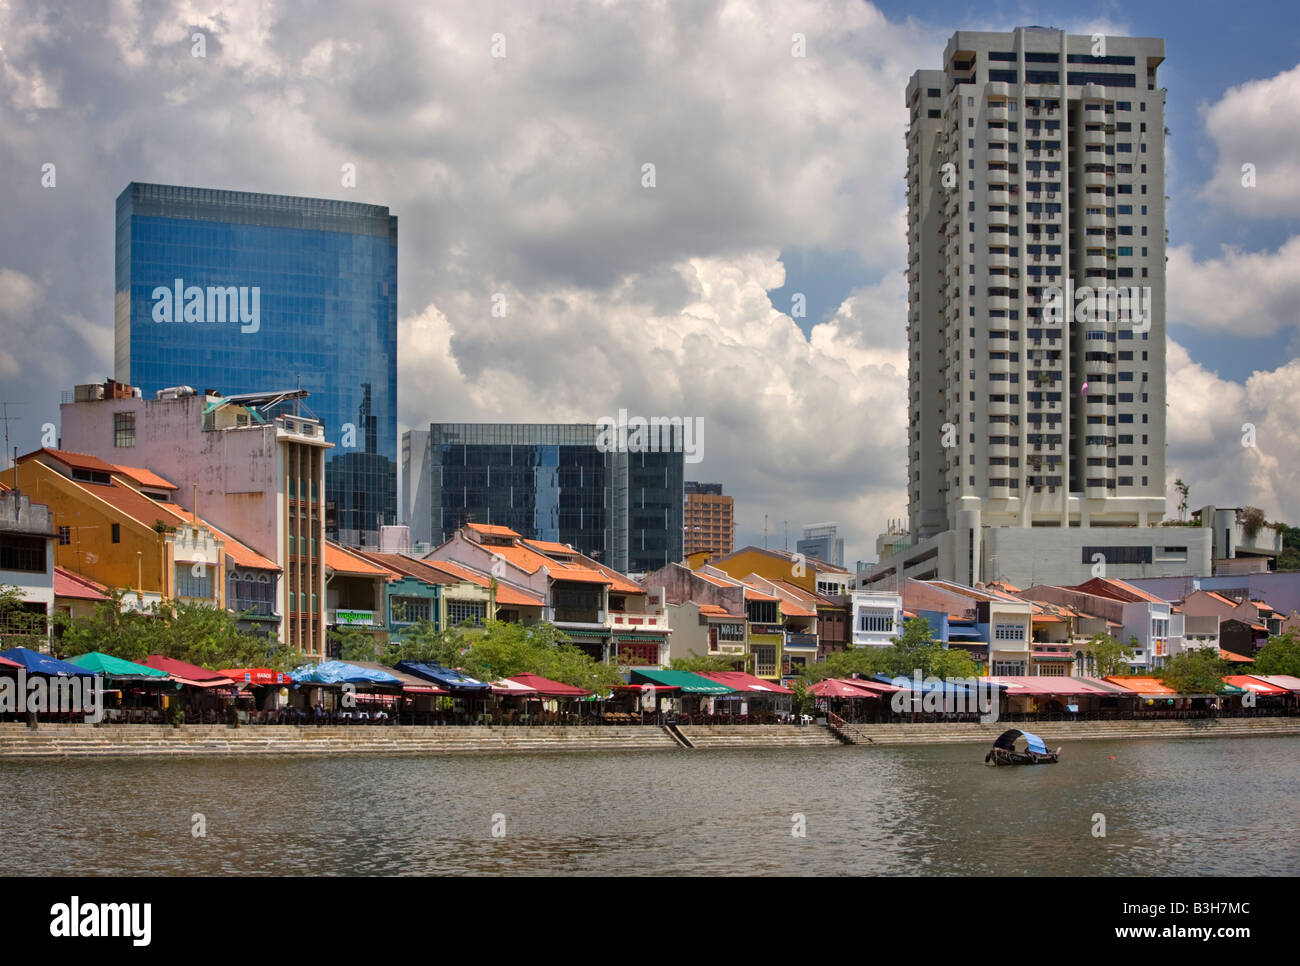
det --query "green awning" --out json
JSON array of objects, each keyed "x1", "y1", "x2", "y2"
[
  {"x1": 629, "y1": 669, "x2": 734, "y2": 694},
  {"x1": 560, "y1": 629, "x2": 610, "y2": 638},
  {"x1": 66, "y1": 651, "x2": 171, "y2": 680},
  {"x1": 615, "y1": 634, "x2": 667, "y2": 644}
]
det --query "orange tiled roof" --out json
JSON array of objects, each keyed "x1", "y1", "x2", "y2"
[
  {"x1": 466, "y1": 523, "x2": 521, "y2": 538},
  {"x1": 156, "y1": 503, "x2": 278, "y2": 571},
  {"x1": 83, "y1": 482, "x2": 194, "y2": 530},
  {"x1": 698, "y1": 603, "x2": 742, "y2": 618},
  {"x1": 113, "y1": 465, "x2": 178, "y2": 490},
  {"x1": 54, "y1": 566, "x2": 109, "y2": 601},
  {"x1": 1221, "y1": 649, "x2": 1254, "y2": 663},
  {"x1": 522, "y1": 539, "x2": 579, "y2": 556},
  {"x1": 325, "y1": 541, "x2": 395, "y2": 577},
  {"x1": 23, "y1": 448, "x2": 120, "y2": 474},
  {"x1": 418, "y1": 558, "x2": 545, "y2": 607}
]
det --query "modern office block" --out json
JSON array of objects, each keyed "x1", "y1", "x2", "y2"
[{"x1": 114, "y1": 182, "x2": 397, "y2": 547}]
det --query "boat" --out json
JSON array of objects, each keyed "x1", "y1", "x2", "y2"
[{"x1": 984, "y1": 728, "x2": 1061, "y2": 766}]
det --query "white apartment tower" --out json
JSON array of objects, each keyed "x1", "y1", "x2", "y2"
[{"x1": 905, "y1": 28, "x2": 1168, "y2": 555}]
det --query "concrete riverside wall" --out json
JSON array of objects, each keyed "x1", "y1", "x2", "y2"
[
  {"x1": 1, "y1": 718, "x2": 1297, "y2": 758},
  {"x1": 832, "y1": 717, "x2": 1300, "y2": 746}
]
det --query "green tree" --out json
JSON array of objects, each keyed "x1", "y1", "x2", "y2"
[
  {"x1": 1254, "y1": 630, "x2": 1300, "y2": 676},
  {"x1": 670, "y1": 650, "x2": 745, "y2": 672},
  {"x1": 332, "y1": 628, "x2": 382, "y2": 663},
  {"x1": 1272, "y1": 524, "x2": 1300, "y2": 572},
  {"x1": 796, "y1": 617, "x2": 976, "y2": 684},
  {"x1": 1158, "y1": 647, "x2": 1229, "y2": 694},
  {"x1": 1083, "y1": 631, "x2": 1135, "y2": 677},
  {"x1": 53, "y1": 590, "x2": 299, "y2": 670},
  {"x1": 1174, "y1": 478, "x2": 1189, "y2": 521},
  {"x1": 381, "y1": 618, "x2": 467, "y2": 667}
]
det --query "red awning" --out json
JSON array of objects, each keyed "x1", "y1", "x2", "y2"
[
  {"x1": 142, "y1": 655, "x2": 235, "y2": 687},
  {"x1": 809, "y1": 678, "x2": 889, "y2": 699},
  {"x1": 506, "y1": 673, "x2": 591, "y2": 697},
  {"x1": 1225, "y1": 675, "x2": 1288, "y2": 696},
  {"x1": 695, "y1": 671, "x2": 794, "y2": 695},
  {"x1": 0, "y1": 655, "x2": 22, "y2": 670}
]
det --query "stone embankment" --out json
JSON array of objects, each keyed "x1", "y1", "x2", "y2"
[{"x1": 2, "y1": 717, "x2": 1296, "y2": 758}]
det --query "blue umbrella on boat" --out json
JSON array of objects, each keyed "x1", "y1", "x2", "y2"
[{"x1": 0, "y1": 647, "x2": 97, "y2": 677}]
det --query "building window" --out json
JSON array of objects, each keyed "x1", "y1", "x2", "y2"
[
  {"x1": 175, "y1": 564, "x2": 213, "y2": 599},
  {"x1": 717, "y1": 622, "x2": 744, "y2": 642},
  {"x1": 111, "y1": 523, "x2": 121, "y2": 543},
  {"x1": 992, "y1": 660, "x2": 1026, "y2": 675},
  {"x1": 391, "y1": 596, "x2": 432, "y2": 625},
  {"x1": 57, "y1": 526, "x2": 71, "y2": 546},
  {"x1": 448, "y1": 600, "x2": 487, "y2": 626},
  {"x1": 994, "y1": 623, "x2": 1025, "y2": 641},
  {"x1": 858, "y1": 609, "x2": 895, "y2": 634},
  {"x1": 0, "y1": 535, "x2": 47, "y2": 573},
  {"x1": 113, "y1": 412, "x2": 136, "y2": 448},
  {"x1": 753, "y1": 645, "x2": 777, "y2": 677}
]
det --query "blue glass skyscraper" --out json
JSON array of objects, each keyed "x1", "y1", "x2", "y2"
[{"x1": 114, "y1": 182, "x2": 397, "y2": 546}]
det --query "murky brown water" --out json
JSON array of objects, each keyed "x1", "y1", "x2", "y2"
[{"x1": 2, "y1": 736, "x2": 1297, "y2": 875}]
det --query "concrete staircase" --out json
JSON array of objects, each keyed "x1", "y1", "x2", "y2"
[
  {"x1": 832, "y1": 717, "x2": 1300, "y2": 746},
  {"x1": 0, "y1": 723, "x2": 679, "y2": 758},
  {"x1": 678, "y1": 724, "x2": 842, "y2": 749}
]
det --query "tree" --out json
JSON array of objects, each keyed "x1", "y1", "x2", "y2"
[
  {"x1": 331, "y1": 628, "x2": 382, "y2": 663},
  {"x1": 1083, "y1": 631, "x2": 1135, "y2": 677},
  {"x1": 796, "y1": 617, "x2": 976, "y2": 684},
  {"x1": 670, "y1": 650, "x2": 745, "y2": 672},
  {"x1": 1273, "y1": 524, "x2": 1300, "y2": 572},
  {"x1": 788, "y1": 677, "x2": 816, "y2": 717},
  {"x1": 1174, "y1": 478, "x2": 1189, "y2": 521},
  {"x1": 53, "y1": 591, "x2": 299, "y2": 670},
  {"x1": 1254, "y1": 630, "x2": 1300, "y2": 676},
  {"x1": 1239, "y1": 506, "x2": 1267, "y2": 542},
  {"x1": 1158, "y1": 648, "x2": 1229, "y2": 694},
  {"x1": 381, "y1": 618, "x2": 467, "y2": 668}
]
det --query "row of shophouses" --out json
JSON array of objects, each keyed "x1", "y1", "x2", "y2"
[{"x1": 1, "y1": 383, "x2": 1297, "y2": 682}]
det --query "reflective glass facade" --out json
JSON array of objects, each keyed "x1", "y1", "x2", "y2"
[
  {"x1": 406, "y1": 423, "x2": 683, "y2": 573},
  {"x1": 115, "y1": 183, "x2": 397, "y2": 546}
]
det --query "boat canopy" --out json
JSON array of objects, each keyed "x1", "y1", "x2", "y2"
[{"x1": 992, "y1": 728, "x2": 1048, "y2": 755}]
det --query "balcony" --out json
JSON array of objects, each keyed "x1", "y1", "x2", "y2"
[
  {"x1": 987, "y1": 354, "x2": 1013, "y2": 375},
  {"x1": 1084, "y1": 210, "x2": 1108, "y2": 229},
  {"x1": 1083, "y1": 127, "x2": 1106, "y2": 147},
  {"x1": 986, "y1": 104, "x2": 1009, "y2": 122},
  {"x1": 987, "y1": 208, "x2": 1011, "y2": 226},
  {"x1": 987, "y1": 294, "x2": 1012, "y2": 312},
  {"x1": 1084, "y1": 106, "x2": 1106, "y2": 125},
  {"x1": 987, "y1": 251, "x2": 1011, "y2": 269},
  {"x1": 610, "y1": 612, "x2": 669, "y2": 630},
  {"x1": 986, "y1": 147, "x2": 1009, "y2": 165}
]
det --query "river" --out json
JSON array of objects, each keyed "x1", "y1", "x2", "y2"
[{"x1": 3, "y1": 736, "x2": 1297, "y2": 875}]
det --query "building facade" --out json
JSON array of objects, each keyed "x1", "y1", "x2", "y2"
[
  {"x1": 683, "y1": 482, "x2": 735, "y2": 556},
  {"x1": 403, "y1": 423, "x2": 684, "y2": 574},
  {"x1": 868, "y1": 29, "x2": 1173, "y2": 589},
  {"x1": 59, "y1": 385, "x2": 330, "y2": 656},
  {"x1": 114, "y1": 182, "x2": 397, "y2": 547},
  {"x1": 796, "y1": 523, "x2": 845, "y2": 568}
]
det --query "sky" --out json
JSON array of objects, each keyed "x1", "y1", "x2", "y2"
[{"x1": 0, "y1": 0, "x2": 1297, "y2": 567}]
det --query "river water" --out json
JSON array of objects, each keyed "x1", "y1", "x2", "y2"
[{"x1": 3, "y1": 737, "x2": 1297, "y2": 876}]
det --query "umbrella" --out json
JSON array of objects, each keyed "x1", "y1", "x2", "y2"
[{"x1": 65, "y1": 652, "x2": 170, "y2": 681}]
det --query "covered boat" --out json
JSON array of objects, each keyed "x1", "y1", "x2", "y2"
[{"x1": 984, "y1": 728, "x2": 1060, "y2": 766}]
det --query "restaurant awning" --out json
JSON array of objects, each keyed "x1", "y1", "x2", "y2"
[
  {"x1": 809, "y1": 678, "x2": 888, "y2": 699},
  {"x1": 628, "y1": 669, "x2": 734, "y2": 694},
  {"x1": 396, "y1": 661, "x2": 491, "y2": 692},
  {"x1": 1253, "y1": 674, "x2": 1300, "y2": 694},
  {"x1": 141, "y1": 656, "x2": 235, "y2": 688},
  {"x1": 1224, "y1": 675, "x2": 1289, "y2": 696},
  {"x1": 696, "y1": 671, "x2": 794, "y2": 695},
  {"x1": 65, "y1": 651, "x2": 170, "y2": 681},
  {"x1": 491, "y1": 677, "x2": 539, "y2": 696},
  {"x1": 289, "y1": 661, "x2": 402, "y2": 687},
  {"x1": 0, "y1": 655, "x2": 20, "y2": 670},
  {"x1": 506, "y1": 673, "x2": 591, "y2": 698},
  {"x1": 0, "y1": 647, "x2": 97, "y2": 677},
  {"x1": 983, "y1": 675, "x2": 1117, "y2": 696}
]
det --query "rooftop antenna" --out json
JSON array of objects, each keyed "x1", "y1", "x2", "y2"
[
  {"x1": 0, "y1": 403, "x2": 19, "y2": 475},
  {"x1": 763, "y1": 514, "x2": 769, "y2": 550},
  {"x1": 783, "y1": 520, "x2": 788, "y2": 551}
]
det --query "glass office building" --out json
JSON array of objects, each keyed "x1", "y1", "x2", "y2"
[
  {"x1": 404, "y1": 424, "x2": 684, "y2": 573},
  {"x1": 115, "y1": 183, "x2": 397, "y2": 546}
]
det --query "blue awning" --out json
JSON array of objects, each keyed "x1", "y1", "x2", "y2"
[
  {"x1": 946, "y1": 629, "x2": 983, "y2": 640},
  {"x1": 290, "y1": 661, "x2": 402, "y2": 686},
  {"x1": 877, "y1": 674, "x2": 1004, "y2": 695},
  {"x1": 0, "y1": 647, "x2": 97, "y2": 677},
  {"x1": 396, "y1": 661, "x2": 490, "y2": 692}
]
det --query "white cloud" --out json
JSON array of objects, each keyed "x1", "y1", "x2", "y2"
[
  {"x1": 1166, "y1": 339, "x2": 1300, "y2": 522},
  {"x1": 1168, "y1": 237, "x2": 1300, "y2": 337},
  {"x1": 1198, "y1": 64, "x2": 1300, "y2": 217}
]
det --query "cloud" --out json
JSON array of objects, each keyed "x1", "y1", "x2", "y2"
[
  {"x1": 1167, "y1": 237, "x2": 1300, "y2": 337},
  {"x1": 1197, "y1": 64, "x2": 1300, "y2": 217},
  {"x1": 1165, "y1": 339, "x2": 1300, "y2": 522}
]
